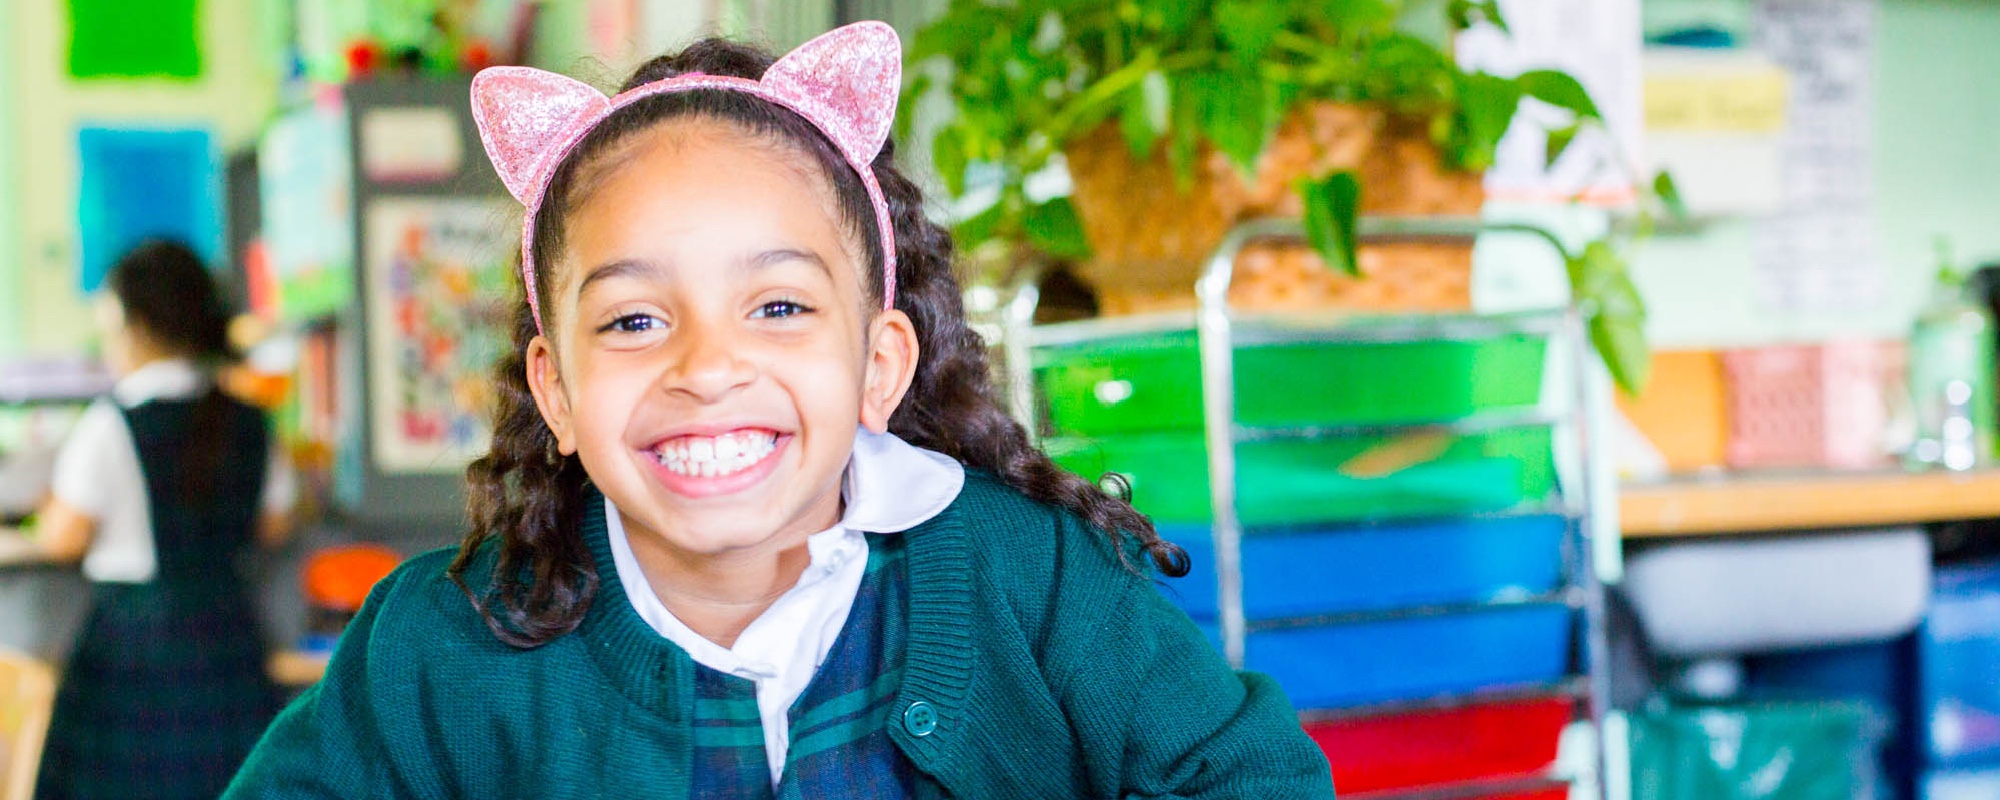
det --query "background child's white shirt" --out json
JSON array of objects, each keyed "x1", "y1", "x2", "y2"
[
  {"x1": 603, "y1": 427, "x2": 966, "y2": 785},
  {"x1": 48, "y1": 358, "x2": 297, "y2": 583}
]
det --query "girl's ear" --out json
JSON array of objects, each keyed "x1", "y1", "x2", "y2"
[
  {"x1": 859, "y1": 309, "x2": 919, "y2": 434},
  {"x1": 524, "y1": 334, "x2": 579, "y2": 455}
]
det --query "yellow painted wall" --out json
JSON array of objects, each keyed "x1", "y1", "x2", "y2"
[
  {"x1": 8, "y1": 0, "x2": 278, "y2": 357},
  {"x1": 0, "y1": 5, "x2": 20, "y2": 355}
]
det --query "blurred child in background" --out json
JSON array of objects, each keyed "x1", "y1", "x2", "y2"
[{"x1": 30, "y1": 240, "x2": 296, "y2": 800}]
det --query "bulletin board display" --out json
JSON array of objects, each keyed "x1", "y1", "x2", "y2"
[{"x1": 360, "y1": 197, "x2": 514, "y2": 475}]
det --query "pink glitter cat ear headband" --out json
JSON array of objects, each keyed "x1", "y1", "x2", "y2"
[{"x1": 470, "y1": 21, "x2": 902, "y2": 333}]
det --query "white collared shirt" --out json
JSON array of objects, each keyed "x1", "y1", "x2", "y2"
[
  {"x1": 49, "y1": 359, "x2": 297, "y2": 583},
  {"x1": 605, "y1": 427, "x2": 965, "y2": 785}
]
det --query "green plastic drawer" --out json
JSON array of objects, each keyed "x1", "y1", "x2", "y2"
[
  {"x1": 1034, "y1": 331, "x2": 1547, "y2": 437},
  {"x1": 1046, "y1": 429, "x2": 1556, "y2": 526}
]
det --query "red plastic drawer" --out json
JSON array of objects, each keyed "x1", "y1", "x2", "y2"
[
  {"x1": 1475, "y1": 789, "x2": 1567, "y2": 800},
  {"x1": 1307, "y1": 696, "x2": 1574, "y2": 794}
]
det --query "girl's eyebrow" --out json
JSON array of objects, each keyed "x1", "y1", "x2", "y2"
[
  {"x1": 576, "y1": 258, "x2": 663, "y2": 296},
  {"x1": 748, "y1": 248, "x2": 832, "y2": 280}
]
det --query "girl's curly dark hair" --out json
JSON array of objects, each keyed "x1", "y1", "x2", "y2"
[{"x1": 453, "y1": 37, "x2": 1188, "y2": 647}]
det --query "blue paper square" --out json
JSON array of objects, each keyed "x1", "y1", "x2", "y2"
[{"x1": 76, "y1": 127, "x2": 220, "y2": 291}]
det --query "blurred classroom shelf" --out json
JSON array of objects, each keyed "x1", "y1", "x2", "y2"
[
  {"x1": 267, "y1": 649, "x2": 329, "y2": 688},
  {"x1": 1620, "y1": 468, "x2": 2000, "y2": 538}
]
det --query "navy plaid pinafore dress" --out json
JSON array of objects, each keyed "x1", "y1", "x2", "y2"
[{"x1": 37, "y1": 395, "x2": 281, "y2": 800}]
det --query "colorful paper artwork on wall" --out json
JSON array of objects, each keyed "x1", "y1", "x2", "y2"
[
  {"x1": 67, "y1": 0, "x2": 203, "y2": 79},
  {"x1": 76, "y1": 127, "x2": 220, "y2": 292},
  {"x1": 259, "y1": 106, "x2": 356, "y2": 320},
  {"x1": 362, "y1": 197, "x2": 514, "y2": 474}
]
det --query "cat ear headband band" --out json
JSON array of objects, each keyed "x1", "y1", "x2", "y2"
[{"x1": 470, "y1": 21, "x2": 902, "y2": 332}]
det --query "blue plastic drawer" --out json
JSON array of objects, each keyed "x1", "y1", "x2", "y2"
[
  {"x1": 1159, "y1": 515, "x2": 1566, "y2": 620},
  {"x1": 1922, "y1": 561, "x2": 2000, "y2": 768},
  {"x1": 1196, "y1": 604, "x2": 1573, "y2": 711}
]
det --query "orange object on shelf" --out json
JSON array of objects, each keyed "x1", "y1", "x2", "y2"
[
  {"x1": 1614, "y1": 349, "x2": 1729, "y2": 473},
  {"x1": 302, "y1": 545, "x2": 403, "y2": 613}
]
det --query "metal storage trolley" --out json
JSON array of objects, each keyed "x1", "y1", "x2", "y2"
[{"x1": 1000, "y1": 218, "x2": 1616, "y2": 800}]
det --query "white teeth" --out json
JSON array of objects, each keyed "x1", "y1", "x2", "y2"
[{"x1": 653, "y1": 431, "x2": 777, "y2": 478}]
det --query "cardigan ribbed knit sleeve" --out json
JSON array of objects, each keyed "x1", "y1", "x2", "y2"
[
  {"x1": 223, "y1": 563, "x2": 410, "y2": 798},
  {"x1": 1040, "y1": 510, "x2": 1337, "y2": 799}
]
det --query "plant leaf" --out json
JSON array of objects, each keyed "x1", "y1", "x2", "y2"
[
  {"x1": 1155, "y1": 0, "x2": 1200, "y2": 37},
  {"x1": 1518, "y1": 69, "x2": 1602, "y2": 121},
  {"x1": 1023, "y1": 197, "x2": 1093, "y2": 260},
  {"x1": 1118, "y1": 70, "x2": 1171, "y2": 158},
  {"x1": 1300, "y1": 171, "x2": 1362, "y2": 277},
  {"x1": 1653, "y1": 170, "x2": 1690, "y2": 221},
  {"x1": 931, "y1": 127, "x2": 970, "y2": 197},
  {"x1": 1447, "y1": 0, "x2": 1475, "y2": 30},
  {"x1": 1216, "y1": 0, "x2": 1287, "y2": 62},
  {"x1": 1193, "y1": 69, "x2": 1271, "y2": 176},
  {"x1": 1449, "y1": 0, "x2": 1510, "y2": 33},
  {"x1": 953, "y1": 201, "x2": 1006, "y2": 251},
  {"x1": 1544, "y1": 122, "x2": 1581, "y2": 169},
  {"x1": 1590, "y1": 300, "x2": 1652, "y2": 394},
  {"x1": 1450, "y1": 71, "x2": 1522, "y2": 171},
  {"x1": 1043, "y1": 49, "x2": 1159, "y2": 144},
  {"x1": 1568, "y1": 240, "x2": 1651, "y2": 394}
]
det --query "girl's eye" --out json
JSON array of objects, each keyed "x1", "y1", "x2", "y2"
[
  {"x1": 601, "y1": 313, "x2": 665, "y2": 334},
  {"x1": 752, "y1": 300, "x2": 812, "y2": 319}
]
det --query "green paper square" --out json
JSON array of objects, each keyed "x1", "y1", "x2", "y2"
[{"x1": 68, "y1": 0, "x2": 203, "y2": 79}]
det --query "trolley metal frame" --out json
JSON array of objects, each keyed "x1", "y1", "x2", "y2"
[{"x1": 1000, "y1": 216, "x2": 1617, "y2": 799}]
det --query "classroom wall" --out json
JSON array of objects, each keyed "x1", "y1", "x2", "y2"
[
  {"x1": 1631, "y1": 0, "x2": 2000, "y2": 349},
  {"x1": 5, "y1": 0, "x2": 279, "y2": 358},
  {"x1": 0, "y1": 5, "x2": 21, "y2": 356}
]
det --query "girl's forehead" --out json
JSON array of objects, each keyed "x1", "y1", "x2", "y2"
[
  {"x1": 575, "y1": 116, "x2": 833, "y2": 207},
  {"x1": 555, "y1": 118, "x2": 868, "y2": 288}
]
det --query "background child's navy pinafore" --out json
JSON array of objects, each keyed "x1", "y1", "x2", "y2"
[{"x1": 36, "y1": 395, "x2": 280, "y2": 800}]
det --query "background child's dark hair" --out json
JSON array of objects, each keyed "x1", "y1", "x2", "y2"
[
  {"x1": 104, "y1": 239, "x2": 242, "y2": 502},
  {"x1": 106, "y1": 240, "x2": 236, "y2": 363},
  {"x1": 454, "y1": 38, "x2": 1188, "y2": 648}
]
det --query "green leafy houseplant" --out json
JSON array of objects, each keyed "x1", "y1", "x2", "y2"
[{"x1": 906, "y1": 0, "x2": 1677, "y2": 392}]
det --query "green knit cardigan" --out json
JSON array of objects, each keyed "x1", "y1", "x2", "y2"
[{"x1": 226, "y1": 473, "x2": 1336, "y2": 798}]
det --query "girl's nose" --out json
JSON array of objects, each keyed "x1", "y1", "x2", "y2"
[{"x1": 661, "y1": 316, "x2": 757, "y2": 402}]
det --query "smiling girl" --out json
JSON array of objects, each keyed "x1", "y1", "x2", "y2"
[{"x1": 226, "y1": 22, "x2": 1333, "y2": 799}]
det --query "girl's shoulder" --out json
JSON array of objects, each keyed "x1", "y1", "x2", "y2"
[
  {"x1": 349, "y1": 543, "x2": 522, "y2": 659},
  {"x1": 943, "y1": 471, "x2": 1152, "y2": 589}
]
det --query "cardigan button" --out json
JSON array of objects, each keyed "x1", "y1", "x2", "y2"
[{"x1": 902, "y1": 701, "x2": 937, "y2": 737}]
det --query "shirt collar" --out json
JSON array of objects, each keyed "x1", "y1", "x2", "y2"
[
  {"x1": 839, "y1": 426, "x2": 966, "y2": 533},
  {"x1": 112, "y1": 359, "x2": 206, "y2": 407}
]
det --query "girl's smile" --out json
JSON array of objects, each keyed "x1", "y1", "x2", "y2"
[{"x1": 643, "y1": 426, "x2": 786, "y2": 497}]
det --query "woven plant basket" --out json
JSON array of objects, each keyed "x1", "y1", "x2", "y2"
[{"x1": 1064, "y1": 103, "x2": 1486, "y2": 314}]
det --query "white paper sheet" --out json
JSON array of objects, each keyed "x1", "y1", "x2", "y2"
[{"x1": 1750, "y1": 0, "x2": 1882, "y2": 313}]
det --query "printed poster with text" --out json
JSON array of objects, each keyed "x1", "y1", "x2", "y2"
[{"x1": 363, "y1": 198, "x2": 516, "y2": 474}]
